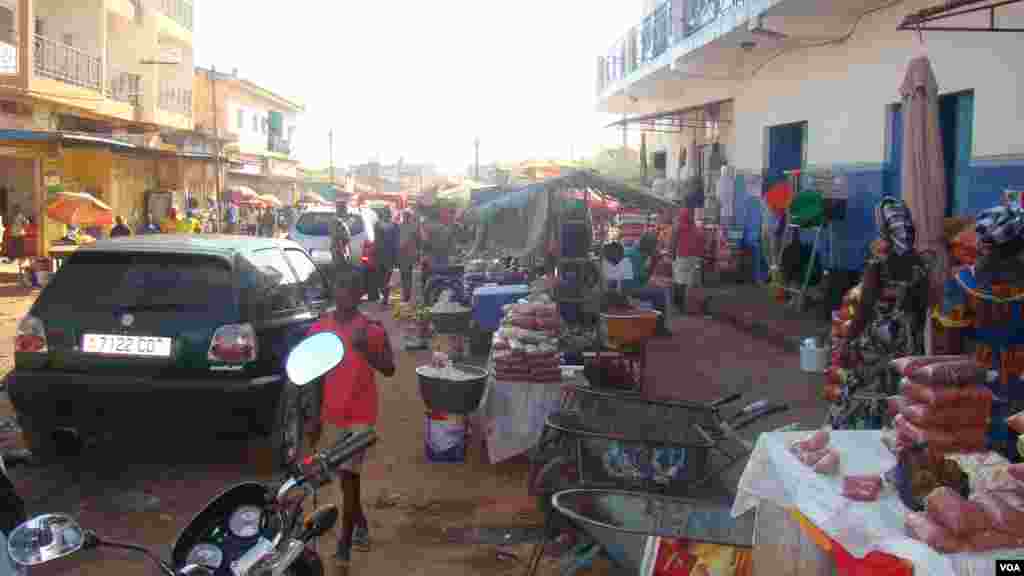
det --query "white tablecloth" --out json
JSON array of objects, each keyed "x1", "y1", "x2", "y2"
[
  {"x1": 731, "y1": 430, "x2": 1024, "y2": 576},
  {"x1": 478, "y1": 374, "x2": 566, "y2": 464}
]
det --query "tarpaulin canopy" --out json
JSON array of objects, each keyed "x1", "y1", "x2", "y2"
[{"x1": 465, "y1": 169, "x2": 672, "y2": 223}]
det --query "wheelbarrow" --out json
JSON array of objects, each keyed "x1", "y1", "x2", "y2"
[{"x1": 543, "y1": 488, "x2": 756, "y2": 575}]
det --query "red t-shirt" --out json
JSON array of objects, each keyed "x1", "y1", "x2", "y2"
[{"x1": 306, "y1": 312, "x2": 387, "y2": 428}]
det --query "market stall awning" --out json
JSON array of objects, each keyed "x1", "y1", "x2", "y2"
[
  {"x1": 898, "y1": 0, "x2": 1024, "y2": 32},
  {"x1": 604, "y1": 101, "x2": 732, "y2": 134},
  {"x1": 465, "y1": 169, "x2": 674, "y2": 223}
]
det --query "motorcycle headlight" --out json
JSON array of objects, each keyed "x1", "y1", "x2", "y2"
[{"x1": 229, "y1": 506, "x2": 263, "y2": 539}]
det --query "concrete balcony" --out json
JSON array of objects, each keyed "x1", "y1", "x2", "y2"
[
  {"x1": 33, "y1": 33, "x2": 103, "y2": 92},
  {"x1": 155, "y1": 0, "x2": 192, "y2": 43},
  {"x1": 596, "y1": 0, "x2": 893, "y2": 115},
  {"x1": 107, "y1": 69, "x2": 141, "y2": 104},
  {"x1": 156, "y1": 80, "x2": 192, "y2": 130}
]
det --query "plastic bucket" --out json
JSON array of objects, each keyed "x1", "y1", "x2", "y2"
[
  {"x1": 800, "y1": 342, "x2": 828, "y2": 373},
  {"x1": 425, "y1": 410, "x2": 466, "y2": 463}
]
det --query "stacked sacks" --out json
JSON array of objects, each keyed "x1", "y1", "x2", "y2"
[
  {"x1": 824, "y1": 285, "x2": 864, "y2": 402},
  {"x1": 491, "y1": 299, "x2": 563, "y2": 383},
  {"x1": 886, "y1": 356, "x2": 993, "y2": 454},
  {"x1": 905, "y1": 464, "x2": 1024, "y2": 553}
]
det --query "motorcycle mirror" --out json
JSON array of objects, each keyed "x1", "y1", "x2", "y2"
[
  {"x1": 285, "y1": 332, "x2": 345, "y2": 387},
  {"x1": 7, "y1": 514, "x2": 86, "y2": 566},
  {"x1": 301, "y1": 505, "x2": 339, "y2": 541}
]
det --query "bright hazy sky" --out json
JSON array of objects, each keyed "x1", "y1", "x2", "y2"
[{"x1": 193, "y1": 1, "x2": 637, "y2": 174}]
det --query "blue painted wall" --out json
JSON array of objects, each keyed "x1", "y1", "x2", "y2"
[{"x1": 733, "y1": 158, "x2": 1024, "y2": 283}]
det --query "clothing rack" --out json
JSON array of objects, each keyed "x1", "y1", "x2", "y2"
[{"x1": 772, "y1": 169, "x2": 831, "y2": 311}]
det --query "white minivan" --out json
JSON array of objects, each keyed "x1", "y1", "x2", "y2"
[
  {"x1": 289, "y1": 205, "x2": 378, "y2": 271},
  {"x1": 288, "y1": 206, "x2": 336, "y2": 269}
]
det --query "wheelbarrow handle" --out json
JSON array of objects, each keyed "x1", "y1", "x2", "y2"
[
  {"x1": 730, "y1": 403, "x2": 790, "y2": 432},
  {"x1": 709, "y1": 392, "x2": 743, "y2": 408}
]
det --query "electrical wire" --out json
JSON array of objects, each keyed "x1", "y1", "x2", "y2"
[{"x1": 748, "y1": 0, "x2": 908, "y2": 79}]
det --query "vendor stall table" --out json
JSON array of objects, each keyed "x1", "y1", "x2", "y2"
[
  {"x1": 48, "y1": 244, "x2": 78, "y2": 271},
  {"x1": 479, "y1": 373, "x2": 583, "y2": 464},
  {"x1": 733, "y1": 430, "x2": 1024, "y2": 575},
  {"x1": 471, "y1": 284, "x2": 531, "y2": 332}
]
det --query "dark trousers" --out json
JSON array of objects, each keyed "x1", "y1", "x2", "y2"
[
  {"x1": 400, "y1": 264, "x2": 414, "y2": 302},
  {"x1": 368, "y1": 265, "x2": 394, "y2": 302}
]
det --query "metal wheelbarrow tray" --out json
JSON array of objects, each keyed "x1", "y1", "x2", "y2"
[
  {"x1": 529, "y1": 385, "x2": 787, "y2": 498},
  {"x1": 551, "y1": 489, "x2": 755, "y2": 575}
]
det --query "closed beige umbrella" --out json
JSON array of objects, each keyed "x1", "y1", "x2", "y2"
[
  {"x1": 900, "y1": 56, "x2": 949, "y2": 302},
  {"x1": 900, "y1": 56, "x2": 949, "y2": 353}
]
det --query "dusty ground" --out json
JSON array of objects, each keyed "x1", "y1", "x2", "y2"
[
  {"x1": 0, "y1": 276, "x2": 822, "y2": 576},
  {"x1": 0, "y1": 285, "x2": 607, "y2": 576}
]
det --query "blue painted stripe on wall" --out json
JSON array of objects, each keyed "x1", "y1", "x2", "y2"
[{"x1": 732, "y1": 158, "x2": 1024, "y2": 281}]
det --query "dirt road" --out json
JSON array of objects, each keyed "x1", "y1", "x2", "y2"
[{"x1": 0, "y1": 288, "x2": 588, "y2": 576}]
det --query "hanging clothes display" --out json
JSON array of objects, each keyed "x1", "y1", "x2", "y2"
[{"x1": 717, "y1": 165, "x2": 736, "y2": 224}]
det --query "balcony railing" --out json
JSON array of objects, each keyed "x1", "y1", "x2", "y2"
[
  {"x1": 107, "y1": 71, "x2": 142, "y2": 105},
  {"x1": 159, "y1": 0, "x2": 194, "y2": 31},
  {"x1": 158, "y1": 81, "x2": 192, "y2": 116},
  {"x1": 599, "y1": 0, "x2": 747, "y2": 93},
  {"x1": 33, "y1": 34, "x2": 103, "y2": 92}
]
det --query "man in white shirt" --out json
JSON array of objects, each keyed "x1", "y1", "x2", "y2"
[{"x1": 601, "y1": 242, "x2": 633, "y2": 292}]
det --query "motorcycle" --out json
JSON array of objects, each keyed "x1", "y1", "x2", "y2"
[
  {"x1": 4, "y1": 331, "x2": 376, "y2": 576},
  {"x1": 2, "y1": 447, "x2": 31, "y2": 576}
]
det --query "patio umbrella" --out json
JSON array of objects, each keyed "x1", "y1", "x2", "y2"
[
  {"x1": 258, "y1": 193, "x2": 283, "y2": 208},
  {"x1": 46, "y1": 192, "x2": 114, "y2": 228},
  {"x1": 228, "y1": 186, "x2": 258, "y2": 204},
  {"x1": 302, "y1": 191, "x2": 328, "y2": 205},
  {"x1": 899, "y1": 56, "x2": 949, "y2": 306}
]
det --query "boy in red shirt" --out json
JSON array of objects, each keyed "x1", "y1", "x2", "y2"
[{"x1": 308, "y1": 264, "x2": 395, "y2": 564}]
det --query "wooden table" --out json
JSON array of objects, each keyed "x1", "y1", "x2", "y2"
[{"x1": 48, "y1": 244, "x2": 79, "y2": 271}]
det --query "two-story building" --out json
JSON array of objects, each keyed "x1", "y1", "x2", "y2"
[
  {"x1": 0, "y1": 0, "x2": 210, "y2": 254},
  {"x1": 596, "y1": 0, "x2": 1024, "y2": 281},
  {"x1": 194, "y1": 67, "x2": 304, "y2": 206}
]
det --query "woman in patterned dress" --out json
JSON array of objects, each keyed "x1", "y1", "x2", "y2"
[{"x1": 933, "y1": 205, "x2": 1024, "y2": 463}]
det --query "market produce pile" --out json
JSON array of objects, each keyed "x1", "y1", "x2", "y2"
[
  {"x1": 904, "y1": 464, "x2": 1024, "y2": 552},
  {"x1": 823, "y1": 285, "x2": 864, "y2": 403},
  {"x1": 491, "y1": 296, "x2": 563, "y2": 383},
  {"x1": 788, "y1": 429, "x2": 884, "y2": 502},
  {"x1": 417, "y1": 352, "x2": 483, "y2": 382},
  {"x1": 879, "y1": 355, "x2": 1024, "y2": 553}
]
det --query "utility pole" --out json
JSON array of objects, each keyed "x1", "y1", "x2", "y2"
[
  {"x1": 329, "y1": 129, "x2": 335, "y2": 184},
  {"x1": 473, "y1": 137, "x2": 480, "y2": 180},
  {"x1": 211, "y1": 65, "x2": 222, "y2": 233}
]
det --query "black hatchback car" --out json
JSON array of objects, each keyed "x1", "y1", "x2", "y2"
[{"x1": 6, "y1": 235, "x2": 333, "y2": 467}]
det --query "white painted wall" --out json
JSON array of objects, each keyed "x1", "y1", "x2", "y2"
[
  {"x1": 731, "y1": 0, "x2": 1024, "y2": 171},
  {"x1": 226, "y1": 97, "x2": 269, "y2": 152},
  {"x1": 35, "y1": 0, "x2": 104, "y2": 58}
]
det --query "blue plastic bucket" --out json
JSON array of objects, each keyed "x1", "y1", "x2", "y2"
[{"x1": 425, "y1": 410, "x2": 467, "y2": 463}]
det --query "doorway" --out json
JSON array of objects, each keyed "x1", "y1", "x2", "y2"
[
  {"x1": 886, "y1": 90, "x2": 974, "y2": 215},
  {"x1": 766, "y1": 121, "x2": 806, "y2": 190}
]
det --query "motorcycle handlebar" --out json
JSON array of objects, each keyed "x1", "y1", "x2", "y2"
[{"x1": 300, "y1": 430, "x2": 378, "y2": 481}]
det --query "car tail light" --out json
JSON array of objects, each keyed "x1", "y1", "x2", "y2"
[
  {"x1": 208, "y1": 323, "x2": 257, "y2": 364},
  {"x1": 15, "y1": 315, "x2": 47, "y2": 353},
  {"x1": 361, "y1": 241, "x2": 376, "y2": 270}
]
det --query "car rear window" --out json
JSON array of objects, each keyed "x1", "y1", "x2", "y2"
[
  {"x1": 37, "y1": 252, "x2": 235, "y2": 311},
  {"x1": 295, "y1": 212, "x2": 333, "y2": 236}
]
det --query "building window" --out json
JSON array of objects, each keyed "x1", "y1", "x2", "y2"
[
  {"x1": 62, "y1": 33, "x2": 73, "y2": 47},
  {"x1": 35, "y1": 18, "x2": 44, "y2": 35},
  {"x1": 237, "y1": 109, "x2": 244, "y2": 130}
]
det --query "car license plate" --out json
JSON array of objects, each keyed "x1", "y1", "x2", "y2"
[
  {"x1": 310, "y1": 249, "x2": 331, "y2": 261},
  {"x1": 81, "y1": 334, "x2": 172, "y2": 358}
]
